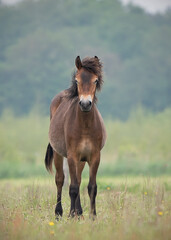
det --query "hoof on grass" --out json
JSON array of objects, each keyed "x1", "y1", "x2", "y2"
[{"x1": 89, "y1": 214, "x2": 97, "y2": 221}]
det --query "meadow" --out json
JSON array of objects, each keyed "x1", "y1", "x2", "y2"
[
  {"x1": 0, "y1": 1, "x2": 171, "y2": 238},
  {"x1": 0, "y1": 108, "x2": 171, "y2": 239},
  {"x1": 0, "y1": 177, "x2": 171, "y2": 240},
  {"x1": 0, "y1": 107, "x2": 171, "y2": 178}
]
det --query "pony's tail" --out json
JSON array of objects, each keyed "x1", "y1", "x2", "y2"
[{"x1": 45, "y1": 143, "x2": 53, "y2": 173}]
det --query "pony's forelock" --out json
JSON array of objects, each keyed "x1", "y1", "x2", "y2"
[{"x1": 81, "y1": 57, "x2": 103, "y2": 91}]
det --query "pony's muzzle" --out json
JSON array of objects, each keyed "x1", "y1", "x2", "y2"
[{"x1": 79, "y1": 97, "x2": 92, "y2": 112}]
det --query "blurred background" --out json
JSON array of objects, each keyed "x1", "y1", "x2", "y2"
[{"x1": 0, "y1": 0, "x2": 171, "y2": 178}]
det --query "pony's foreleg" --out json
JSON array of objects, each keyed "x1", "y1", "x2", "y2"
[
  {"x1": 67, "y1": 157, "x2": 79, "y2": 217},
  {"x1": 88, "y1": 153, "x2": 100, "y2": 218},
  {"x1": 54, "y1": 152, "x2": 64, "y2": 219},
  {"x1": 75, "y1": 162, "x2": 86, "y2": 216}
]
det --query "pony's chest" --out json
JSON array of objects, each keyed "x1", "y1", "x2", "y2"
[{"x1": 78, "y1": 138, "x2": 93, "y2": 155}]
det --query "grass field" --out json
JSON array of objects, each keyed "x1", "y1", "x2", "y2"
[
  {"x1": 0, "y1": 176, "x2": 171, "y2": 240},
  {"x1": 0, "y1": 108, "x2": 170, "y2": 238},
  {"x1": 0, "y1": 108, "x2": 171, "y2": 178}
]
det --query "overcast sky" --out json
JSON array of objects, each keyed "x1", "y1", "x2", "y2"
[
  {"x1": 121, "y1": 0, "x2": 171, "y2": 14},
  {"x1": 1, "y1": 0, "x2": 171, "y2": 14}
]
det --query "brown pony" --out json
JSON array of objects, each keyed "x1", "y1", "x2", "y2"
[{"x1": 45, "y1": 56, "x2": 106, "y2": 219}]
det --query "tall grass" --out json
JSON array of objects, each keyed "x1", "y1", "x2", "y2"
[
  {"x1": 0, "y1": 177, "x2": 171, "y2": 240},
  {"x1": 101, "y1": 108, "x2": 171, "y2": 176},
  {"x1": 0, "y1": 108, "x2": 171, "y2": 178},
  {"x1": 104, "y1": 108, "x2": 171, "y2": 162}
]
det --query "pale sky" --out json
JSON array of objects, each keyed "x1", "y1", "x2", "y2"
[
  {"x1": 1, "y1": 0, "x2": 171, "y2": 14},
  {"x1": 121, "y1": 0, "x2": 171, "y2": 14}
]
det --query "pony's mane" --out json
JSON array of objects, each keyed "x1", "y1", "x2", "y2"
[
  {"x1": 67, "y1": 57, "x2": 103, "y2": 100},
  {"x1": 67, "y1": 72, "x2": 78, "y2": 100}
]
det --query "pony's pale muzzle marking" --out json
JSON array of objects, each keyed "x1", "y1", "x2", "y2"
[{"x1": 79, "y1": 95, "x2": 92, "y2": 112}]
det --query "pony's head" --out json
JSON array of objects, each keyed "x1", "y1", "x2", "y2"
[{"x1": 69, "y1": 56, "x2": 103, "y2": 112}]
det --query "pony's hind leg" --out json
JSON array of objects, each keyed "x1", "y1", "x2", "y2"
[
  {"x1": 54, "y1": 151, "x2": 64, "y2": 219},
  {"x1": 75, "y1": 161, "x2": 86, "y2": 216}
]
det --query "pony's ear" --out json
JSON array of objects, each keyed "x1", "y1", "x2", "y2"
[
  {"x1": 75, "y1": 56, "x2": 82, "y2": 70},
  {"x1": 94, "y1": 56, "x2": 99, "y2": 60}
]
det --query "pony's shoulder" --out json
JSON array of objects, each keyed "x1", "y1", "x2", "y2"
[{"x1": 50, "y1": 90, "x2": 68, "y2": 119}]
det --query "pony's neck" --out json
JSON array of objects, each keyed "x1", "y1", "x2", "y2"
[{"x1": 76, "y1": 102, "x2": 95, "y2": 129}]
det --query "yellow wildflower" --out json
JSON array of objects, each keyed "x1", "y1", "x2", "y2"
[
  {"x1": 158, "y1": 211, "x2": 163, "y2": 216},
  {"x1": 49, "y1": 221, "x2": 55, "y2": 226},
  {"x1": 144, "y1": 192, "x2": 147, "y2": 195},
  {"x1": 50, "y1": 230, "x2": 55, "y2": 235},
  {"x1": 107, "y1": 187, "x2": 110, "y2": 190}
]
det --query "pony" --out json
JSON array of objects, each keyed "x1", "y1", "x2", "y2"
[{"x1": 45, "y1": 56, "x2": 106, "y2": 218}]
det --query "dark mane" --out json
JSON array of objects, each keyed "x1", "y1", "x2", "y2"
[
  {"x1": 67, "y1": 71, "x2": 78, "y2": 100},
  {"x1": 67, "y1": 57, "x2": 103, "y2": 100}
]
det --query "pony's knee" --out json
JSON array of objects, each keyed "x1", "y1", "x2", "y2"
[
  {"x1": 69, "y1": 185, "x2": 79, "y2": 199},
  {"x1": 77, "y1": 179, "x2": 81, "y2": 186},
  {"x1": 55, "y1": 174, "x2": 65, "y2": 188}
]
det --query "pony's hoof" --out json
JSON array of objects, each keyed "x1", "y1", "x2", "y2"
[
  {"x1": 89, "y1": 214, "x2": 97, "y2": 221},
  {"x1": 55, "y1": 215, "x2": 62, "y2": 221},
  {"x1": 77, "y1": 215, "x2": 84, "y2": 221},
  {"x1": 68, "y1": 210, "x2": 75, "y2": 219},
  {"x1": 55, "y1": 205, "x2": 63, "y2": 221},
  {"x1": 55, "y1": 205, "x2": 63, "y2": 216}
]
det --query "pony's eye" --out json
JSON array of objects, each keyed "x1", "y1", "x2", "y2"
[{"x1": 94, "y1": 79, "x2": 98, "y2": 84}]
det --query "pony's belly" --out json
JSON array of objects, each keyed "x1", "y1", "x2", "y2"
[
  {"x1": 49, "y1": 124, "x2": 67, "y2": 157},
  {"x1": 50, "y1": 139, "x2": 67, "y2": 158}
]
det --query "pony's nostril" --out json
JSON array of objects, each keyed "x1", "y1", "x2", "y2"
[
  {"x1": 87, "y1": 101, "x2": 91, "y2": 107},
  {"x1": 79, "y1": 100, "x2": 92, "y2": 111}
]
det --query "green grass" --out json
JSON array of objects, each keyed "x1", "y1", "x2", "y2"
[
  {"x1": 0, "y1": 177, "x2": 171, "y2": 240},
  {"x1": 0, "y1": 108, "x2": 171, "y2": 178}
]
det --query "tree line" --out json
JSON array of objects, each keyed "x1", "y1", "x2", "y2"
[{"x1": 0, "y1": 0, "x2": 170, "y2": 119}]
